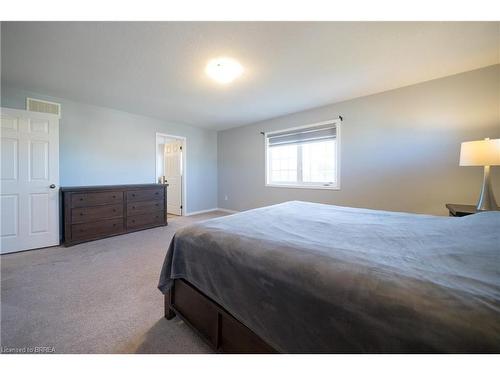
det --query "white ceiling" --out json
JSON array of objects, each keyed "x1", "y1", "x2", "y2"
[{"x1": 1, "y1": 22, "x2": 499, "y2": 130}]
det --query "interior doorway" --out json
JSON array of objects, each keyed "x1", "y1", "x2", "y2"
[{"x1": 156, "y1": 133, "x2": 186, "y2": 217}]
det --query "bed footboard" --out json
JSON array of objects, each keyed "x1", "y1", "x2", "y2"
[
  {"x1": 164, "y1": 278, "x2": 277, "y2": 354},
  {"x1": 164, "y1": 289, "x2": 176, "y2": 320}
]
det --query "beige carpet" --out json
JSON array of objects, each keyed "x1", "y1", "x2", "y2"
[{"x1": 0, "y1": 211, "x2": 229, "y2": 354}]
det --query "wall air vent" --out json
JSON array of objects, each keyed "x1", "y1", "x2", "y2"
[{"x1": 26, "y1": 97, "x2": 61, "y2": 117}]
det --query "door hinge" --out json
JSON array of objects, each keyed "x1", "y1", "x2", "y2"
[
  {"x1": 180, "y1": 146, "x2": 182, "y2": 150},
  {"x1": 180, "y1": 205, "x2": 183, "y2": 209}
]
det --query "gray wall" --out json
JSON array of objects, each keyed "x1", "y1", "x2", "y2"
[
  {"x1": 218, "y1": 65, "x2": 500, "y2": 216},
  {"x1": 1, "y1": 86, "x2": 218, "y2": 214}
]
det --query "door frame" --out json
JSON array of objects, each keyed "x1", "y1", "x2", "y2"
[{"x1": 155, "y1": 132, "x2": 187, "y2": 216}]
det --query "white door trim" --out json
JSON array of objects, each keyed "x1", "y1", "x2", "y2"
[{"x1": 155, "y1": 132, "x2": 187, "y2": 216}]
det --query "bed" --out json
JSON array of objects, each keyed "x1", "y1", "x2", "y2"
[{"x1": 158, "y1": 201, "x2": 500, "y2": 353}]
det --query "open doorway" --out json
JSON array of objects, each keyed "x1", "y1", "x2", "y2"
[{"x1": 156, "y1": 133, "x2": 186, "y2": 217}]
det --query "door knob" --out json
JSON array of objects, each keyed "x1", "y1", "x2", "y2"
[{"x1": 49, "y1": 184, "x2": 56, "y2": 189}]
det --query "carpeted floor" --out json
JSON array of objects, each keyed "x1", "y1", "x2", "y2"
[{"x1": 0, "y1": 211, "x2": 229, "y2": 354}]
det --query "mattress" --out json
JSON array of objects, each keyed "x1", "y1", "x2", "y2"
[{"x1": 158, "y1": 201, "x2": 500, "y2": 353}]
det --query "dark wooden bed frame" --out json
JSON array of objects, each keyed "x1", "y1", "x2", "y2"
[{"x1": 164, "y1": 279, "x2": 277, "y2": 353}]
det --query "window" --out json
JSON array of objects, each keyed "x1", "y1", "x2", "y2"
[{"x1": 265, "y1": 120, "x2": 340, "y2": 189}]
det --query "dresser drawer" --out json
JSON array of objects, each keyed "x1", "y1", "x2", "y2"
[
  {"x1": 127, "y1": 211, "x2": 165, "y2": 230},
  {"x1": 127, "y1": 199, "x2": 164, "y2": 216},
  {"x1": 71, "y1": 191, "x2": 123, "y2": 208},
  {"x1": 71, "y1": 218, "x2": 124, "y2": 241},
  {"x1": 71, "y1": 204, "x2": 123, "y2": 224},
  {"x1": 127, "y1": 188, "x2": 163, "y2": 202}
]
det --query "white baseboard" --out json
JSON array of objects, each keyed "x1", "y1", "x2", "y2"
[
  {"x1": 185, "y1": 208, "x2": 218, "y2": 216},
  {"x1": 185, "y1": 207, "x2": 239, "y2": 216},
  {"x1": 216, "y1": 208, "x2": 239, "y2": 214}
]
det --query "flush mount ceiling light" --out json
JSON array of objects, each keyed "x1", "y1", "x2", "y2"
[{"x1": 205, "y1": 57, "x2": 243, "y2": 84}]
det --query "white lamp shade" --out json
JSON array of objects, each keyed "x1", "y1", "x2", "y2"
[{"x1": 459, "y1": 138, "x2": 500, "y2": 166}]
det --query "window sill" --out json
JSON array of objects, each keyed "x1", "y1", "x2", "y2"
[{"x1": 265, "y1": 183, "x2": 340, "y2": 191}]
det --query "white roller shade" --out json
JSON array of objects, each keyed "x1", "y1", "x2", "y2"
[{"x1": 267, "y1": 123, "x2": 337, "y2": 147}]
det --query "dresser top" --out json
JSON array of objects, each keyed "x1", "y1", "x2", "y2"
[{"x1": 60, "y1": 183, "x2": 165, "y2": 192}]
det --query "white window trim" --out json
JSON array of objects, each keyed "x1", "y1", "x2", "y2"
[{"x1": 264, "y1": 119, "x2": 341, "y2": 190}]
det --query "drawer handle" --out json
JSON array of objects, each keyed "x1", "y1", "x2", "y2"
[
  {"x1": 155, "y1": 192, "x2": 159, "y2": 195},
  {"x1": 132, "y1": 194, "x2": 135, "y2": 197},
  {"x1": 113, "y1": 223, "x2": 116, "y2": 227},
  {"x1": 155, "y1": 203, "x2": 159, "y2": 206},
  {"x1": 113, "y1": 209, "x2": 116, "y2": 212},
  {"x1": 132, "y1": 206, "x2": 135, "y2": 209},
  {"x1": 80, "y1": 213, "x2": 84, "y2": 216},
  {"x1": 132, "y1": 220, "x2": 135, "y2": 223},
  {"x1": 112, "y1": 195, "x2": 116, "y2": 198},
  {"x1": 79, "y1": 198, "x2": 84, "y2": 201}
]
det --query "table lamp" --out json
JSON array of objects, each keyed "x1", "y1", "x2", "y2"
[{"x1": 459, "y1": 138, "x2": 500, "y2": 211}]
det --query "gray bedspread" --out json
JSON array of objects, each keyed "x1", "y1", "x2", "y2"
[{"x1": 158, "y1": 201, "x2": 500, "y2": 353}]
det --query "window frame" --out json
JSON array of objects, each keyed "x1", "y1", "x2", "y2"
[{"x1": 264, "y1": 119, "x2": 341, "y2": 190}]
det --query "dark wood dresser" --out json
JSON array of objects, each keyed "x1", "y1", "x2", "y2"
[{"x1": 61, "y1": 184, "x2": 167, "y2": 246}]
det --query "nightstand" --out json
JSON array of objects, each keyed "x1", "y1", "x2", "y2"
[{"x1": 445, "y1": 204, "x2": 479, "y2": 217}]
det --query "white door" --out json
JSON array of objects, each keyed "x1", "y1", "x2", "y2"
[
  {"x1": 164, "y1": 140, "x2": 182, "y2": 215},
  {"x1": 0, "y1": 108, "x2": 60, "y2": 254}
]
